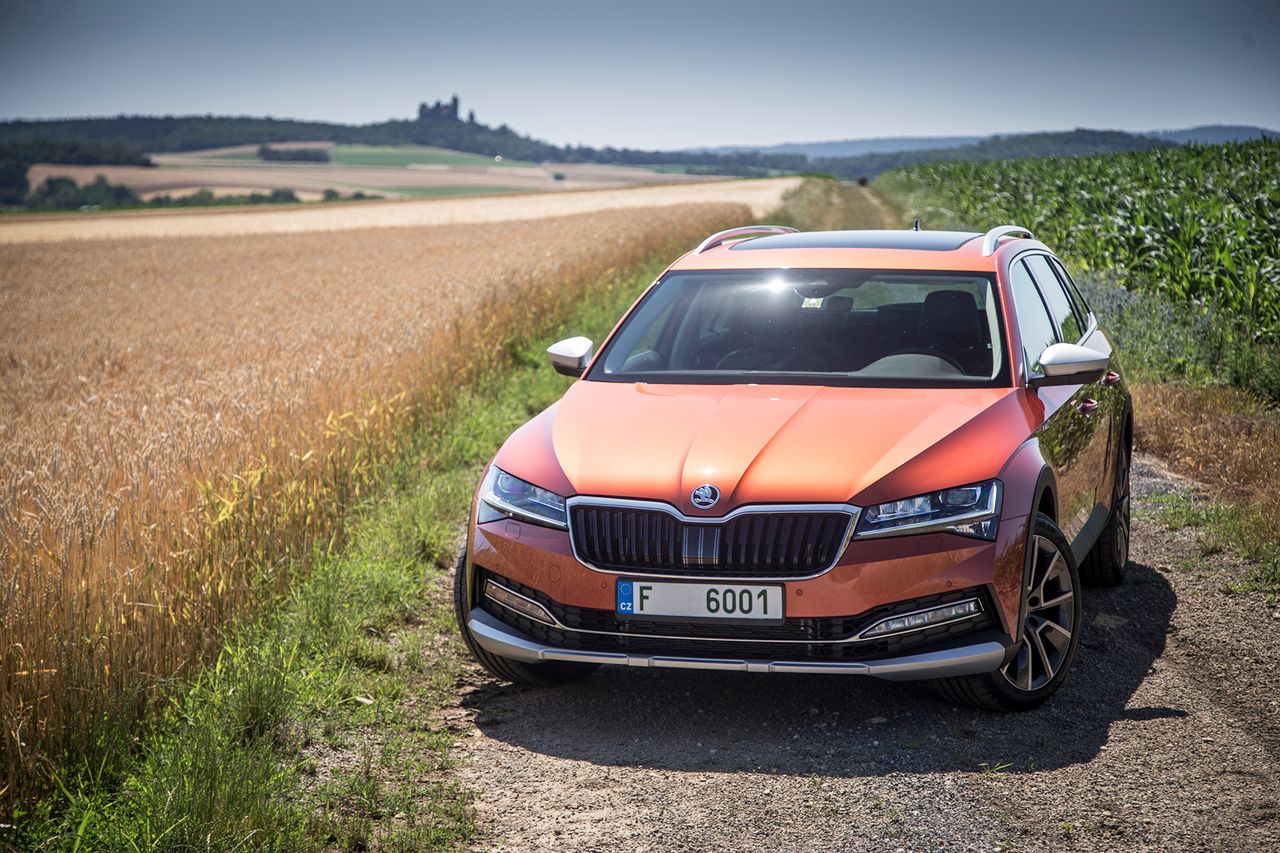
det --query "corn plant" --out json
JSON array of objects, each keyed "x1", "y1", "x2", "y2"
[{"x1": 883, "y1": 139, "x2": 1280, "y2": 340}]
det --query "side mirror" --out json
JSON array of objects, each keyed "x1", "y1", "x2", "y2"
[
  {"x1": 1030, "y1": 342, "x2": 1109, "y2": 387},
  {"x1": 547, "y1": 336, "x2": 594, "y2": 377}
]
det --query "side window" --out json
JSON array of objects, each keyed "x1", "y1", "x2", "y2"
[
  {"x1": 1009, "y1": 261, "x2": 1059, "y2": 374},
  {"x1": 1025, "y1": 254, "x2": 1083, "y2": 343},
  {"x1": 1048, "y1": 257, "x2": 1091, "y2": 327}
]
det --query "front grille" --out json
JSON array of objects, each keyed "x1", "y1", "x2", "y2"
[
  {"x1": 477, "y1": 569, "x2": 996, "y2": 663},
  {"x1": 569, "y1": 504, "x2": 852, "y2": 578}
]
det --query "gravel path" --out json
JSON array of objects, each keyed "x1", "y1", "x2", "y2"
[{"x1": 452, "y1": 454, "x2": 1280, "y2": 851}]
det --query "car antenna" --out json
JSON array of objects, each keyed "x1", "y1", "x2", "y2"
[{"x1": 912, "y1": 218, "x2": 921, "y2": 231}]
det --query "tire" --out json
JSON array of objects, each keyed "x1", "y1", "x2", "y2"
[
  {"x1": 932, "y1": 513, "x2": 1083, "y2": 712},
  {"x1": 1081, "y1": 444, "x2": 1130, "y2": 586},
  {"x1": 452, "y1": 548, "x2": 598, "y2": 686}
]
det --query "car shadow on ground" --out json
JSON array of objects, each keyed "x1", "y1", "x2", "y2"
[{"x1": 464, "y1": 561, "x2": 1178, "y2": 775}]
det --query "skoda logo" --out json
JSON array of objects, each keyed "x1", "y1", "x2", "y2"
[{"x1": 690, "y1": 484, "x2": 720, "y2": 509}]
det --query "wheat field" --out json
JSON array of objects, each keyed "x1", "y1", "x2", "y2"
[
  {"x1": 0, "y1": 199, "x2": 748, "y2": 807},
  {"x1": 0, "y1": 177, "x2": 799, "y2": 244}
]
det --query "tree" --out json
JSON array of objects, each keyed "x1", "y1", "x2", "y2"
[{"x1": 0, "y1": 157, "x2": 30, "y2": 204}]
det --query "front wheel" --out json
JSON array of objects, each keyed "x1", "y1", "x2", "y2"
[
  {"x1": 932, "y1": 513, "x2": 1082, "y2": 711},
  {"x1": 452, "y1": 548, "x2": 599, "y2": 686}
]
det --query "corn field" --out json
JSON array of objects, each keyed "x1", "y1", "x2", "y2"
[
  {"x1": 882, "y1": 139, "x2": 1280, "y2": 338},
  {"x1": 0, "y1": 202, "x2": 746, "y2": 812}
]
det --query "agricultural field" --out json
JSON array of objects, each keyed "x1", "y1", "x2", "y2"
[
  {"x1": 0, "y1": 181, "x2": 784, "y2": 826},
  {"x1": 877, "y1": 143, "x2": 1280, "y2": 585},
  {"x1": 26, "y1": 142, "x2": 718, "y2": 205},
  {"x1": 3, "y1": 171, "x2": 1278, "y2": 850},
  {"x1": 878, "y1": 138, "x2": 1280, "y2": 339},
  {"x1": 0, "y1": 176, "x2": 801, "y2": 243},
  {"x1": 327, "y1": 144, "x2": 533, "y2": 169}
]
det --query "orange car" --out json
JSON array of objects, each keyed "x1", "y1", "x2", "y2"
[{"x1": 455, "y1": 224, "x2": 1131, "y2": 710}]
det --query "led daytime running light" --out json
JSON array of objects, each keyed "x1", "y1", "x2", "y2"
[{"x1": 859, "y1": 599, "x2": 982, "y2": 639}]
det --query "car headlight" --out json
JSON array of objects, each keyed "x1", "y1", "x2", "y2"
[
  {"x1": 477, "y1": 466, "x2": 568, "y2": 530},
  {"x1": 855, "y1": 480, "x2": 1002, "y2": 541}
]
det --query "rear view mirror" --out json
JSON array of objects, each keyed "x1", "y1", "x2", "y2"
[
  {"x1": 547, "y1": 336, "x2": 594, "y2": 377},
  {"x1": 1030, "y1": 343, "x2": 1109, "y2": 387}
]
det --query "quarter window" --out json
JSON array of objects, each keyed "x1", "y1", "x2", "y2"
[
  {"x1": 1025, "y1": 254, "x2": 1083, "y2": 343},
  {"x1": 1009, "y1": 261, "x2": 1059, "y2": 374},
  {"x1": 1047, "y1": 257, "x2": 1092, "y2": 328}
]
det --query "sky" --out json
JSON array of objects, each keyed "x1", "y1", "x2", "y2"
[{"x1": 1, "y1": 0, "x2": 1278, "y2": 150}]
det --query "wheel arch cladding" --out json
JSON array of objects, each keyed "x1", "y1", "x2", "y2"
[
  {"x1": 992, "y1": 439, "x2": 1058, "y2": 637},
  {"x1": 998, "y1": 437, "x2": 1057, "y2": 523}
]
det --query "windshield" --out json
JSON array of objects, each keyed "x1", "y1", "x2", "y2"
[{"x1": 588, "y1": 269, "x2": 1008, "y2": 387}]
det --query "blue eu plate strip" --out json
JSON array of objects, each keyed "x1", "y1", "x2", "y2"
[{"x1": 616, "y1": 580, "x2": 634, "y2": 614}]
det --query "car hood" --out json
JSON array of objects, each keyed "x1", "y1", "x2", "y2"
[{"x1": 495, "y1": 381, "x2": 1040, "y2": 516}]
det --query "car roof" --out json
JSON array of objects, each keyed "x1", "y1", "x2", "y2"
[
  {"x1": 734, "y1": 229, "x2": 980, "y2": 252},
  {"x1": 668, "y1": 228, "x2": 1044, "y2": 273}
]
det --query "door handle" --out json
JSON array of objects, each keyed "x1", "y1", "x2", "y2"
[
  {"x1": 1076, "y1": 398, "x2": 1099, "y2": 416},
  {"x1": 1101, "y1": 371, "x2": 1121, "y2": 387}
]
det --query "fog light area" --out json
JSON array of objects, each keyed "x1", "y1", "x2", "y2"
[
  {"x1": 858, "y1": 598, "x2": 982, "y2": 639},
  {"x1": 483, "y1": 579, "x2": 557, "y2": 626}
]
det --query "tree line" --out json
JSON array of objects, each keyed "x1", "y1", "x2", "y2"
[
  {"x1": 258, "y1": 145, "x2": 330, "y2": 162},
  {"x1": 0, "y1": 138, "x2": 153, "y2": 204},
  {"x1": 0, "y1": 107, "x2": 1179, "y2": 184}
]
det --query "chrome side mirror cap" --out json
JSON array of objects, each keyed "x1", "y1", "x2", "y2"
[
  {"x1": 1030, "y1": 342, "x2": 1109, "y2": 387},
  {"x1": 547, "y1": 336, "x2": 594, "y2": 377}
]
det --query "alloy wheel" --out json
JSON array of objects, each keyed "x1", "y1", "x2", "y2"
[
  {"x1": 1114, "y1": 452, "x2": 1131, "y2": 568},
  {"x1": 1001, "y1": 535, "x2": 1076, "y2": 692}
]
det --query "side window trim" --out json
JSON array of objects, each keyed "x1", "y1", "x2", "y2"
[
  {"x1": 1046, "y1": 256, "x2": 1092, "y2": 335},
  {"x1": 1009, "y1": 258, "x2": 1061, "y2": 382},
  {"x1": 1018, "y1": 251, "x2": 1084, "y2": 345}
]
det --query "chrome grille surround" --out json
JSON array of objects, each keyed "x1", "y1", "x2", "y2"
[{"x1": 565, "y1": 496, "x2": 860, "y2": 581}]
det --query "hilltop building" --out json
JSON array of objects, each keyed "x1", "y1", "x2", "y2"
[{"x1": 418, "y1": 95, "x2": 461, "y2": 121}]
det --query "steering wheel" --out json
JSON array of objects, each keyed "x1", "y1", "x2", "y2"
[
  {"x1": 888, "y1": 348, "x2": 966, "y2": 374},
  {"x1": 714, "y1": 348, "x2": 779, "y2": 370}
]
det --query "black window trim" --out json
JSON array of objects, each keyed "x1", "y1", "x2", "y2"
[
  {"x1": 1013, "y1": 250, "x2": 1095, "y2": 347},
  {"x1": 1009, "y1": 257, "x2": 1061, "y2": 383},
  {"x1": 1045, "y1": 256, "x2": 1095, "y2": 335}
]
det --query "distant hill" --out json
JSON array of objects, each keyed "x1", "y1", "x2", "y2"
[
  {"x1": 701, "y1": 135, "x2": 984, "y2": 158},
  {"x1": 2, "y1": 101, "x2": 1273, "y2": 190},
  {"x1": 1149, "y1": 124, "x2": 1276, "y2": 145},
  {"x1": 0, "y1": 100, "x2": 808, "y2": 176},
  {"x1": 807, "y1": 129, "x2": 1176, "y2": 181},
  {"x1": 708, "y1": 124, "x2": 1276, "y2": 161}
]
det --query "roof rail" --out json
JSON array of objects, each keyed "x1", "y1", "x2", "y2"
[
  {"x1": 693, "y1": 225, "x2": 798, "y2": 254},
  {"x1": 980, "y1": 225, "x2": 1035, "y2": 257}
]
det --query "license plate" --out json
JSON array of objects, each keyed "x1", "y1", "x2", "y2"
[{"x1": 616, "y1": 580, "x2": 784, "y2": 622}]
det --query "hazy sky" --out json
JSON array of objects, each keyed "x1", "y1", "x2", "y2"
[{"x1": 2, "y1": 0, "x2": 1278, "y2": 149}]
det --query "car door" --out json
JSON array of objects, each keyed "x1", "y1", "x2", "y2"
[
  {"x1": 1048, "y1": 256, "x2": 1124, "y2": 509},
  {"x1": 1008, "y1": 258, "x2": 1095, "y2": 550},
  {"x1": 1023, "y1": 254, "x2": 1112, "y2": 556}
]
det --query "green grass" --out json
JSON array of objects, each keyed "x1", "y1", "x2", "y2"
[
  {"x1": 330, "y1": 145, "x2": 534, "y2": 169},
  {"x1": 1138, "y1": 491, "x2": 1280, "y2": 597},
  {"x1": 767, "y1": 176, "x2": 900, "y2": 231},
  {"x1": 15, "y1": 256, "x2": 673, "y2": 852}
]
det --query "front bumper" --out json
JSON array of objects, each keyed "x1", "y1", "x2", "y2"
[{"x1": 468, "y1": 607, "x2": 1009, "y2": 681}]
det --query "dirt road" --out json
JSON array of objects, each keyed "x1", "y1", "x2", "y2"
[
  {"x1": 453, "y1": 455, "x2": 1280, "y2": 852},
  {"x1": 0, "y1": 178, "x2": 801, "y2": 244}
]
